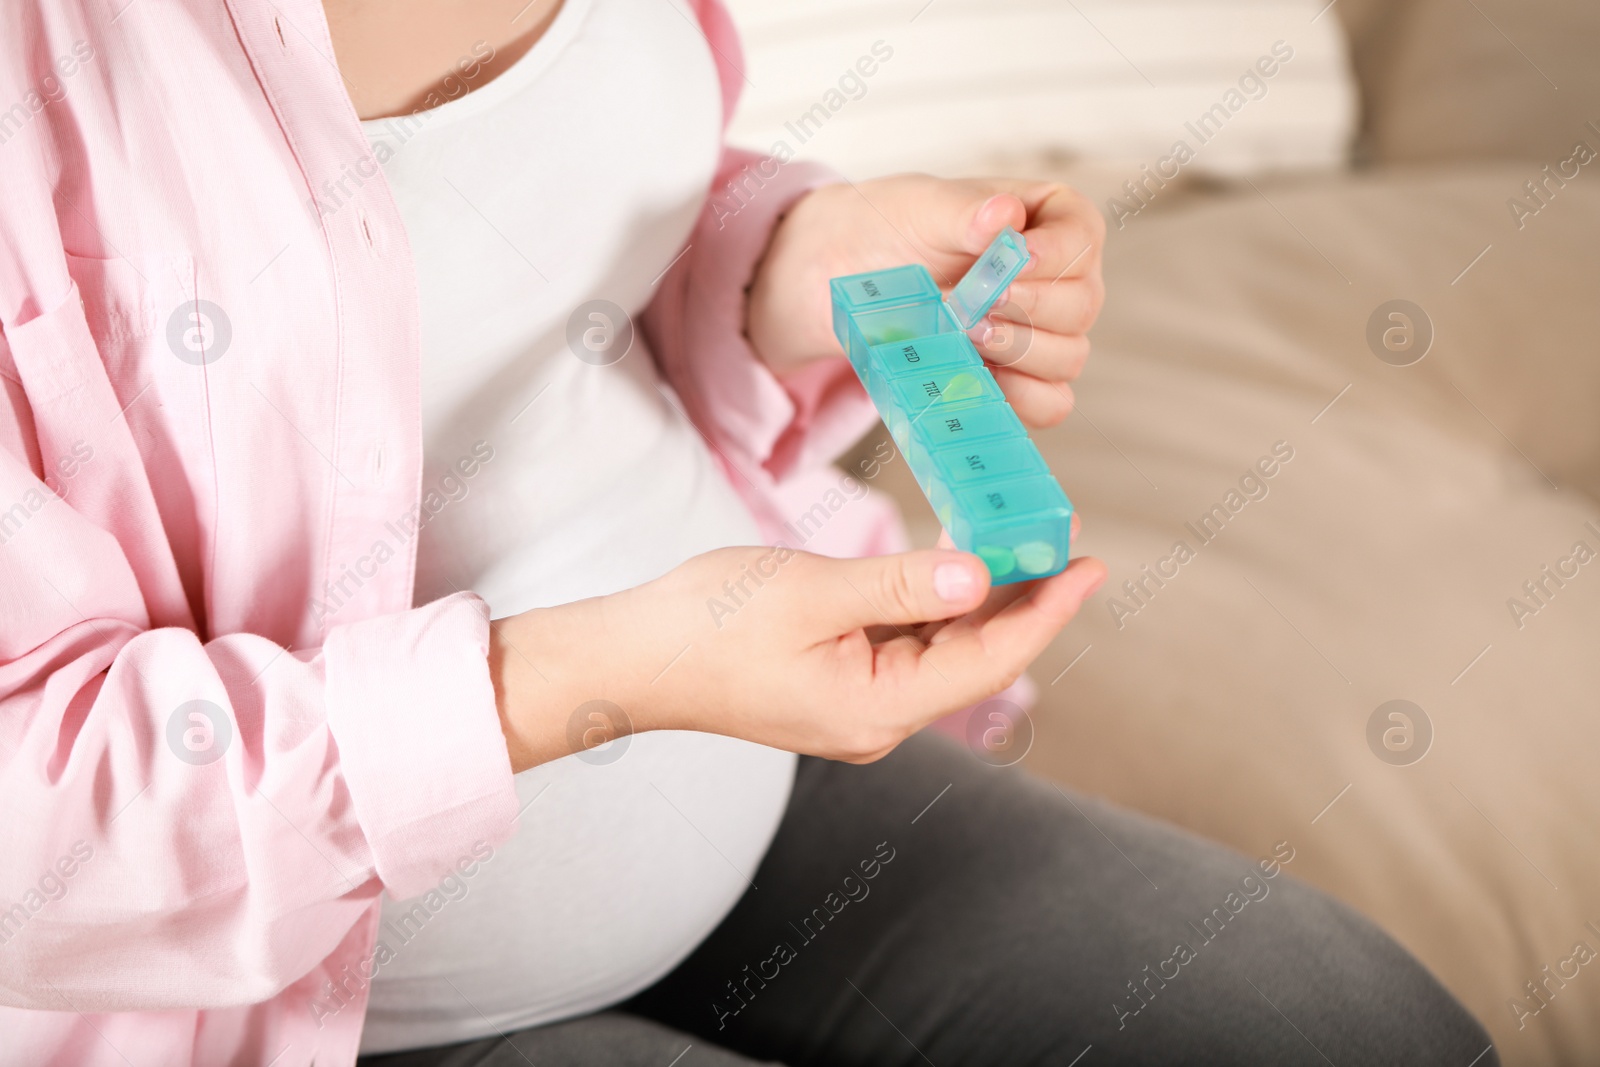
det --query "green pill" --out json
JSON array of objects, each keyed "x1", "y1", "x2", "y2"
[
  {"x1": 940, "y1": 372, "x2": 986, "y2": 402},
  {"x1": 877, "y1": 327, "x2": 917, "y2": 343},
  {"x1": 977, "y1": 544, "x2": 1017, "y2": 577},
  {"x1": 1014, "y1": 541, "x2": 1057, "y2": 574}
]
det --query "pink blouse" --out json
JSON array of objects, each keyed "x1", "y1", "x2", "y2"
[{"x1": 0, "y1": 1, "x2": 898, "y2": 1063}]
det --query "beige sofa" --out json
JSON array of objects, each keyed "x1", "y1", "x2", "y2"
[{"x1": 851, "y1": 0, "x2": 1600, "y2": 1061}]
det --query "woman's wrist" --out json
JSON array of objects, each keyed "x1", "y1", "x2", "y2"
[
  {"x1": 490, "y1": 612, "x2": 554, "y2": 773},
  {"x1": 746, "y1": 183, "x2": 843, "y2": 377},
  {"x1": 489, "y1": 600, "x2": 650, "y2": 773}
]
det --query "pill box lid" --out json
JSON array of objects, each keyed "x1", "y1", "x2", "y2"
[
  {"x1": 829, "y1": 264, "x2": 941, "y2": 310},
  {"x1": 946, "y1": 227, "x2": 1031, "y2": 330}
]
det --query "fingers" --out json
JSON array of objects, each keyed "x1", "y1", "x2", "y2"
[
  {"x1": 967, "y1": 192, "x2": 1031, "y2": 254},
  {"x1": 975, "y1": 319, "x2": 1090, "y2": 382},
  {"x1": 923, "y1": 580, "x2": 1036, "y2": 644},
  {"x1": 874, "y1": 557, "x2": 1105, "y2": 719},
  {"x1": 914, "y1": 556, "x2": 1106, "y2": 704},
  {"x1": 923, "y1": 511, "x2": 1083, "y2": 645},
  {"x1": 992, "y1": 368, "x2": 1074, "y2": 428},
  {"x1": 982, "y1": 555, "x2": 1107, "y2": 650},
  {"x1": 895, "y1": 180, "x2": 1071, "y2": 299},
  {"x1": 884, "y1": 179, "x2": 1104, "y2": 375},
  {"x1": 994, "y1": 273, "x2": 1104, "y2": 337},
  {"x1": 908, "y1": 183, "x2": 1030, "y2": 260},
  {"x1": 960, "y1": 190, "x2": 1102, "y2": 397},
  {"x1": 804, "y1": 548, "x2": 992, "y2": 633},
  {"x1": 1011, "y1": 184, "x2": 1106, "y2": 283}
]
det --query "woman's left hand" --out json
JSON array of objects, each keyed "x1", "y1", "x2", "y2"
[{"x1": 747, "y1": 174, "x2": 1106, "y2": 429}]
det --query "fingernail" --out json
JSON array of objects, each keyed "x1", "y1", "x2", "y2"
[
  {"x1": 934, "y1": 562, "x2": 977, "y2": 602},
  {"x1": 976, "y1": 321, "x2": 995, "y2": 347},
  {"x1": 971, "y1": 196, "x2": 1008, "y2": 250}
]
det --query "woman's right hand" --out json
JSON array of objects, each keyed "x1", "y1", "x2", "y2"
[{"x1": 489, "y1": 546, "x2": 1107, "y2": 771}]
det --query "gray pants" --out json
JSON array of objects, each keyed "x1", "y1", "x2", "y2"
[{"x1": 359, "y1": 731, "x2": 1496, "y2": 1066}]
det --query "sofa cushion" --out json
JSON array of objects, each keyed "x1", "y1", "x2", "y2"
[
  {"x1": 859, "y1": 165, "x2": 1600, "y2": 1064},
  {"x1": 1043, "y1": 166, "x2": 1600, "y2": 1064},
  {"x1": 1338, "y1": 0, "x2": 1600, "y2": 164}
]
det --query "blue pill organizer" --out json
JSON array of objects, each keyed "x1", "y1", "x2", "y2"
[{"x1": 830, "y1": 227, "x2": 1074, "y2": 585}]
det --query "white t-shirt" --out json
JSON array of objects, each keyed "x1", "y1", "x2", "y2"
[{"x1": 356, "y1": 0, "x2": 796, "y2": 1051}]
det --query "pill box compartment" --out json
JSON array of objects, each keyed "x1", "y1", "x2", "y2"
[
  {"x1": 929, "y1": 437, "x2": 1050, "y2": 487},
  {"x1": 943, "y1": 475, "x2": 1073, "y2": 584},
  {"x1": 845, "y1": 299, "x2": 959, "y2": 374},
  {"x1": 865, "y1": 332, "x2": 982, "y2": 411},
  {"x1": 831, "y1": 265, "x2": 944, "y2": 368},
  {"x1": 830, "y1": 264, "x2": 942, "y2": 339},
  {"x1": 886, "y1": 367, "x2": 1005, "y2": 416},
  {"x1": 890, "y1": 398, "x2": 1022, "y2": 492},
  {"x1": 890, "y1": 401, "x2": 1070, "y2": 584}
]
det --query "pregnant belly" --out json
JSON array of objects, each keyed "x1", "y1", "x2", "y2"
[{"x1": 360, "y1": 730, "x2": 796, "y2": 1053}]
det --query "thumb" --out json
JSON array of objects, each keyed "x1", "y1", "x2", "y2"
[
  {"x1": 806, "y1": 549, "x2": 991, "y2": 632},
  {"x1": 915, "y1": 186, "x2": 1028, "y2": 259}
]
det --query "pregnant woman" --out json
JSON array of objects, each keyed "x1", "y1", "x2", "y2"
[{"x1": 0, "y1": 1, "x2": 1494, "y2": 1064}]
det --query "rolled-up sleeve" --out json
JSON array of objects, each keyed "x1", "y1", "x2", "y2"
[
  {"x1": 644, "y1": 147, "x2": 879, "y2": 490},
  {"x1": 324, "y1": 590, "x2": 517, "y2": 902}
]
